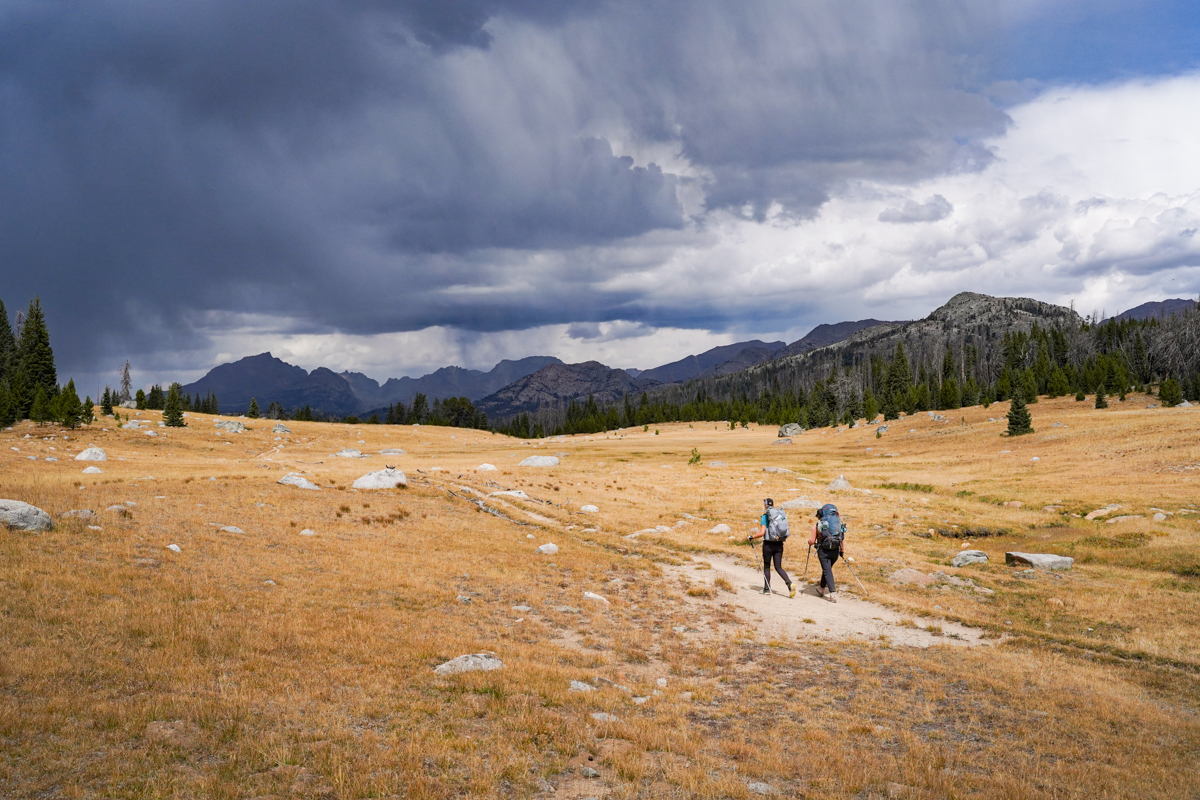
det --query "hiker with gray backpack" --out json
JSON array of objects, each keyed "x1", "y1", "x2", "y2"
[
  {"x1": 746, "y1": 498, "x2": 796, "y2": 597},
  {"x1": 809, "y1": 503, "x2": 846, "y2": 602}
]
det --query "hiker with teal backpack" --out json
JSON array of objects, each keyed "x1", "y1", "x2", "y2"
[
  {"x1": 746, "y1": 498, "x2": 795, "y2": 597},
  {"x1": 810, "y1": 503, "x2": 846, "y2": 603}
]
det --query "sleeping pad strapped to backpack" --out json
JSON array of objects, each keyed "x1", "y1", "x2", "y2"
[{"x1": 817, "y1": 503, "x2": 845, "y2": 551}]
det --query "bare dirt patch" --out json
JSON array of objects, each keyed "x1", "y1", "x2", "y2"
[{"x1": 666, "y1": 554, "x2": 990, "y2": 647}]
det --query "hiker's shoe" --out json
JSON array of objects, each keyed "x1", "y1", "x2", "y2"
[
  {"x1": 788, "y1": 584, "x2": 797, "y2": 598},
  {"x1": 827, "y1": 592, "x2": 838, "y2": 603},
  {"x1": 817, "y1": 586, "x2": 826, "y2": 597},
  {"x1": 761, "y1": 586, "x2": 771, "y2": 595}
]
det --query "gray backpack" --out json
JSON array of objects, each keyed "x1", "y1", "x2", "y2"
[{"x1": 764, "y1": 507, "x2": 789, "y2": 542}]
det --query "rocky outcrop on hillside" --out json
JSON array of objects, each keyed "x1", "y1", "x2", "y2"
[
  {"x1": 476, "y1": 361, "x2": 653, "y2": 418},
  {"x1": 637, "y1": 340, "x2": 784, "y2": 384},
  {"x1": 775, "y1": 319, "x2": 897, "y2": 358},
  {"x1": 645, "y1": 292, "x2": 1084, "y2": 407},
  {"x1": 1112, "y1": 298, "x2": 1196, "y2": 322}
]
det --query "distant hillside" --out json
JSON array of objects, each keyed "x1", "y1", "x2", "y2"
[
  {"x1": 775, "y1": 319, "x2": 898, "y2": 358},
  {"x1": 1112, "y1": 299, "x2": 1196, "y2": 322},
  {"x1": 182, "y1": 352, "x2": 563, "y2": 417},
  {"x1": 343, "y1": 356, "x2": 562, "y2": 408},
  {"x1": 476, "y1": 361, "x2": 654, "y2": 419},
  {"x1": 636, "y1": 340, "x2": 785, "y2": 383},
  {"x1": 181, "y1": 353, "x2": 364, "y2": 418},
  {"x1": 645, "y1": 292, "x2": 1084, "y2": 410}
]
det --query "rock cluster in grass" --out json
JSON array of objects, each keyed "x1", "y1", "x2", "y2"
[
  {"x1": 535, "y1": 543, "x2": 559, "y2": 554},
  {"x1": 433, "y1": 653, "x2": 503, "y2": 675},
  {"x1": 334, "y1": 448, "x2": 363, "y2": 458},
  {"x1": 519, "y1": 455, "x2": 559, "y2": 467},
  {"x1": 951, "y1": 550, "x2": 988, "y2": 567},
  {"x1": 1085, "y1": 504, "x2": 1121, "y2": 520},
  {"x1": 707, "y1": 523, "x2": 732, "y2": 534},
  {"x1": 0, "y1": 500, "x2": 53, "y2": 531},
  {"x1": 1005, "y1": 552, "x2": 1073, "y2": 570},
  {"x1": 889, "y1": 568, "x2": 934, "y2": 586},
  {"x1": 272, "y1": 423, "x2": 291, "y2": 433},
  {"x1": 778, "y1": 423, "x2": 803, "y2": 437},
  {"x1": 82, "y1": 466, "x2": 102, "y2": 474},
  {"x1": 278, "y1": 473, "x2": 320, "y2": 490},
  {"x1": 75, "y1": 447, "x2": 107, "y2": 461},
  {"x1": 213, "y1": 420, "x2": 246, "y2": 433},
  {"x1": 379, "y1": 448, "x2": 405, "y2": 455},
  {"x1": 476, "y1": 463, "x2": 497, "y2": 471},
  {"x1": 351, "y1": 469, "x2": 407, "y2": 489},
  {"x1": 826, "y1": 475, "x2": 853, "y2": 490}
]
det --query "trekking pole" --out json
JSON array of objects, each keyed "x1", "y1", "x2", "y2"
[
  {"x1": 840, "y1": 555, "x2": 870, "y2": 597},
  {"x1": 802, "y1": 544, "x2": 812, "y2": 583}
]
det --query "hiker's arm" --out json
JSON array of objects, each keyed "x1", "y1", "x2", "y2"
[
  {"x1": 807, "y1": 523, "x2": 818, "y2": 546},
  {"x1": 748, "y1": 522, "x2": 766, "y2": 541}
]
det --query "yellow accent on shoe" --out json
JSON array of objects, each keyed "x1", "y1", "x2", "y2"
[{"x1": 788, "y1": 584, "x2": 796, "y2": 598}]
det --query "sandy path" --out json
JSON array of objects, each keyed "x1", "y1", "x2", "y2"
[{"x1": 670, "y1": 553, "x2": 991, "y2": 648}]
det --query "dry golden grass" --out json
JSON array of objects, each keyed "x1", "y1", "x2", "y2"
[{"x1": 1, "y1": 396, "x2": 1199, "y2": 798}]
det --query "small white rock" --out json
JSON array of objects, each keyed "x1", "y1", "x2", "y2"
[
  {"x1": 166, "y1": 544, "x2": 181, "y2": 553},
  {"x1": 535, "y1": 543, "x2": 559, "y2": 555},
  {"x1": 583, "y1": 591, "x2": 609, "y2": 605},
  {"x1": 433, "y1": 653, "x2": 504, "y2": 675},
  {"x1": 580, "y1": 504, "x2": 599, "y2": 513}
]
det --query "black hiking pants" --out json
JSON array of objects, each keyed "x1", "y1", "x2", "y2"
[
  {"x1": 817, "y1": 545, "x2": 840, "y2": 593},
  {"x1": 762, "y1": 540, "x2": 791, "y2": 589}
]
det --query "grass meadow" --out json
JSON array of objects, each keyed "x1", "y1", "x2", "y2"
[{"x1": 2, "y1": 394, "x2": 1199, "y2": 798}]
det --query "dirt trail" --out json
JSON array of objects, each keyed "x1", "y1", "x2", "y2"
[{"x1": 670, "y1": 553, "x2": 991, "y2": 648}]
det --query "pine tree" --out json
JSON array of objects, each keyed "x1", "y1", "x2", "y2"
[
  {"x1": 862, "y1": 387, "x2": 879, "y2": 422},
  {"x1": 30, "y1": 385, "x2": 52, "y2": 425},
  {"x1": 247, "y1": 397, "x2": 261, "y2": 418},
  {"x1": 17, "y1": 297, "x2": 56, "y2": 397},
  {"x1": 1006, "y1": 390, "x2": 1034, "y2": 436},
  {"x1": 81, "y1": 396, "x2": 95, "y2": 426},
  {"x1": 58, "y1": 379, "x2": 82, "y2": 429},
  {"x1": 939, "y1": 377, "x2": 961, "y2": 409},
  {"x1": 147, "y1": 384, "x2": 164, "y2": 410},
  {"x1": 0, "y1": 298, "x2": 15, "y2": 383},
  {"x1": 266, "y1": 400, "x2": 284, "y2": 419},
  {"x1": 0, "y1": 381, "x2": 14, "y2": 427},
  {"x1": 119, "y1": 360, "x2": 132, "y2": 403},
  {"x1": 961, "y1": 376, "x2": 980, "y2": 407},
  {"x1": 135, "y1": 388, "x2": 146, "y2": 409},
  {"x1": 1075, "y1": 389, "x2": 1086, "y2": 402},
  {"x1": 101, "y1": 387, "x2": 114, "y2": 416},
  {"x1": 1159, "y1": 378, "x2": 1184, "y2": 407},
  {"x1": 1022, "y1": 369, "x2": 1039, "y2": 404},
  {"x1": 163, "y1": 383, "x2": 186, "y2": 427},
  {"x1": 1047, "y1": 368, "x2": 1071, "y2": 398},
  {"x1": 1095, "y1": 385, "x2": 1108, "y2": 409}
]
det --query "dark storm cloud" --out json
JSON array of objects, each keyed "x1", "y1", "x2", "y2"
[{"x1": 0, "y1": 0, "x2": 1008, "y2": 380}]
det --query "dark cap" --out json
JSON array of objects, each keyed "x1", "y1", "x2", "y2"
[{"x1": 763, "y1": 498, "x2": 774, "y2": 507}]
